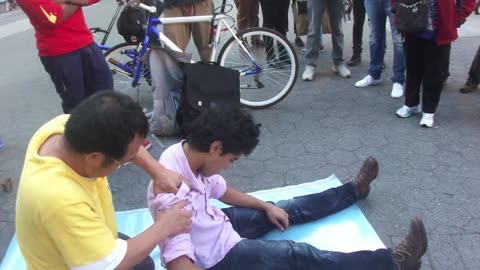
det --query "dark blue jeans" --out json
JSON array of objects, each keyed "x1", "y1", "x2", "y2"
[{"x1": 211, "y1": 183, "x2": 394, "y2": 270}]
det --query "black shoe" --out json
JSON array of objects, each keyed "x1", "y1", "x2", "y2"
[
  {"x1": 347, "y1": 55, "x2": 361, "y2": 66},
  {"x1": 295, "y1": 37, "x2": 305, "y2": 47}
]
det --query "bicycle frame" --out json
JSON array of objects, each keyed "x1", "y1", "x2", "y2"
[{"x1": 127, "y1": 5, "x2": 261, "y2": 89}]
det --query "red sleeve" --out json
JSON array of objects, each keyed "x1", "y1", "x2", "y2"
[
  {"x1": 17, "y1": 0, "x2": 64, "y2": 29},
  {"x1": 458, "y1": 0, "x2": 476, "y2": 20}
]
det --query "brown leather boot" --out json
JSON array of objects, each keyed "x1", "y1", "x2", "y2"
[
  {"x1": 351, "y1": 156, "x2": 378, "y2": 199},
  {"x1": 394, "y1": 217, "x2": 428, "y2": 270}
]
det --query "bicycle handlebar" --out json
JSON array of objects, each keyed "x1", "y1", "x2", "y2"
[{"x1": 137, "y1": 3, "x2": 157, "y2": 13}]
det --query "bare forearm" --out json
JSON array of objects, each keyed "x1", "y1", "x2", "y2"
[
  {"x1": 167, "y1": 256, "x2": 203, "y2": 270},
  {"x1": 133, "y1": 146, "x2": 162, "y2": 176},
  {"x1": 116, "y1": 223, "x2": 169, "y2": 270},
  {"x1": 219, "y1": 187, "x2": 270, "y2": 210}
]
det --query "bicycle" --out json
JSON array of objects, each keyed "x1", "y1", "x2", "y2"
[{"x1": 101, "y1": 1, "x2": 298, "y2": 117}]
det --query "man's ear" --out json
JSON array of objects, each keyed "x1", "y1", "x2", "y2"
[
  {"x1": 85, "y1": 152, "x2": 106, "y2": 166},
  {"x1": 209, "y1": 141, "x2": 223, "y2": 154}
]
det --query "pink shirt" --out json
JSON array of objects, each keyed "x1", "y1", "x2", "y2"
[{"x1": 147, "y1": 142, "x2": 242, "y2": 269}]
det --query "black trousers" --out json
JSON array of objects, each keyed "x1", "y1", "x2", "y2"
[
  {"x1": 259, "y1": 0, "x2": 290, "y2": 36},
  {"x1": 118, "y1": 232, "x2": 155, "y2": 270},
  {"x1": 40, "y1": 42, "x2": 113, "y2": 113},
  {"x1": 467, "y1": 43, "x2": 480, "y2": 86},
  {"x1": 352, "y1": 0, "x2": 366, "y2": 55},
  {"x1": 403, "y1": 35, "x2": 451, "y2": 113}
]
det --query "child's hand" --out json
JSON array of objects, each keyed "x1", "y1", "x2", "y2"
[{"x1": 265, "y1": 204, "x2": 289, "y2": 232}]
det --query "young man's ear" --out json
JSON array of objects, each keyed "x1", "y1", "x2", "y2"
[{"x1": 209, "y1": 141, "x2": 223, "y2": 154}]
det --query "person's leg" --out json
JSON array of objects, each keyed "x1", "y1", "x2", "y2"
[
  {"x1": 348, "y1": 0, "x2": 366, "y2": 65},
  {"x1": 163, "y1": 6, "x2": 192, "y2": 52},
  {"x1": 467, "y1": 43, "x2": 480, "y2": 86},
  {"x1": 82, "y1": 43, "x2": 114, "y2": 97},
  {"x1": 276, "y1": 0, "x2": 290, "y2": 37},
  {"x1": 192, "y1": 0, "x2": 214, "y2": 62},
  {"x1": 305, "y1": 0, "x2": 326, "y2": 66},
  {"x1": 40, "y1": 51, "x2": 87, "y2": 113},
  {"x1": 386, "y1": 1, "x2": 405, "y2": 85},
  {"x1": 422, "y1": 41, "x2": 451, "y2": 114},
  {"x1": 327, "y1": 0, "x2": 346, "y2": 67},
  {"x1": 223, "y1": 183, "x2": 358, "y2": 239},
  {"x1": 475, "y1": 0, "x2": 480, "y2": 14},
  {"x1": 364, "y1": 0, "x2": 386, "y2": 80},
  {"x1": 209, "y1": 239, "x2": 395, "y2": 270},
  {"x1": 222, "y1": 157, "x2": 378, "y2": 239},
  {"x1": 118, "y1": 233, "x2": 155, "y2": 270},
  {"x1": 235, "y1": 0, "x2": 247, "y2": 32},
  {"x1": 403, "y1": 35, "x2": 425, "y2": 108},
  {"x1": 251, "y1": 0, "x2": 260, "y2": 28}
]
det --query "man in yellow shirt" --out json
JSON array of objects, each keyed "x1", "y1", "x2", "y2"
[{"x1": 15, "y1": 91, "x2": 192, "y2": 270}]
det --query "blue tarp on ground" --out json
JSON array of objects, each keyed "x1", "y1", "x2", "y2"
[{"x1": 0, "y1": 174, "x2": 385, "y2": 270}]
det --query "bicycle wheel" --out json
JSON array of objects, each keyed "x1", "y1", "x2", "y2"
[
  {"x1": 217, "y1": 27, "x2": 298, "y2": 109},
  {"x1": 104, "y1": 43, "x2": 154, "y2": 118}
]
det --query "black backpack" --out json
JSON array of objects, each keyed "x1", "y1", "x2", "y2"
[
  {"x1": 176, "y1": 62, "x2": 240, "y2": 137},
  {"x1": 117, "y1": 0, "x2": 164, "y2": 44}
]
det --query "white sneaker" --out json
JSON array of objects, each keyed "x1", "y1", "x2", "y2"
[
  {"x1": 396, "y1": 105, "x2": 421, "y2": 118},
  {"x1": 391, "y1": 83, "x2": 404, "y2": 98},
  {"x1": 355, "y1": 75, "x2": 381, "y2": 87},
  {"x1": 333, "y1": 64, "x2": 351, "y2": 78},
  {"x1": 420, "y1": 113, "x2": 434, "y2": 128},
  {"x1": 302, "y1": 65, "x2": 316, "y2": 81}
]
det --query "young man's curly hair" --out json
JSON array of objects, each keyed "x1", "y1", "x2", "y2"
[{"x1": 185, "y1": 106, "x2": 261, "y2": 156}]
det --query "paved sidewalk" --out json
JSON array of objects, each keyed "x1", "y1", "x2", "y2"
[{"x1": 1, "y1": 3, "x2": 479, "y2": 269}]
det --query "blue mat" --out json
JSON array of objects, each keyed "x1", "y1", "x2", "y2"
[{"x1": 0, "y1": 175, "x2": 385, "y2": 270}]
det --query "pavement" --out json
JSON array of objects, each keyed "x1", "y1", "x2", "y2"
[{"x1": 1, "y1": 2, "x2": 480, "y2": 269}]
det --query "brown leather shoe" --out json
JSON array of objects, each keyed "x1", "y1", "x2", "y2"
[
  {"x1": 394, "y1": 217, "x2": 428, "y2": 270},
  {"x1": 351, "y1": 156, "x2": 378, "y2": 199},
  {"x1": 459, "y1": 83, "x2": 478, "y2": 94}
]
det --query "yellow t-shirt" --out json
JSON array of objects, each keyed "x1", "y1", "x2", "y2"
[{"x1": 16, "y1": 115, "x2": 121, "y2": 270}]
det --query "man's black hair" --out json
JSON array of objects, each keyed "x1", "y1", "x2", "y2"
[
  {"x1": 186, "y1": 106, "x2": 261, "y2": 156},
  {"x1": 64, "y1": 91, "x2": 149, "y2": 161}
]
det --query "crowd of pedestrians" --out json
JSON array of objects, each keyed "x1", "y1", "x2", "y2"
[{"x1": 240, "y1": 0, "x2": 477, "y2": 128}]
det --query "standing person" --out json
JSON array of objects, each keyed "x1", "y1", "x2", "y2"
[
  {"x1": 302, "y1": 0, "x2": 351, "y2": 81},
  {"x1": 15, "y1": 91, "x2": 192, "y2": 270},
  {"x1": 459, "y1": 43, "x2": 480, "y2": 93},
  {"x1": 354, "y1": 0, "x2": 405, "y2": 99},
  {"x1": 347, "y1": 0, "x2": 365, "y2": 66},
  {"x1": 395, "y1": 0, "x2": 476, "y2": 128},
  {"x1": 475, "y1": 0, "x2": 479, "y2": 14},
  {"x1": 16, "y1": 0, "x2": 154, "y2": 148},
  {"x1": 163, "y1": 0, "x2": 214, "y2": 62},
  {"x1": 147, "y1": 106, "x2": 429, "y2": 270},
  {"x1": 16, "y1": 0, "x2": 113, "y2": 114}
]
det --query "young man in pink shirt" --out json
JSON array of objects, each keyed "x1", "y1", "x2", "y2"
[{"x1": 148, "y1": 106, "x2": 428, "y2": 270}]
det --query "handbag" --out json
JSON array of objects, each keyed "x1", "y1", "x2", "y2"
[
  {"x1": 394, "y1": 0, "x2": 430, "y2": 33},
  {"x1": 176, "y1": 62, "x2": 240, "y2": 136}
]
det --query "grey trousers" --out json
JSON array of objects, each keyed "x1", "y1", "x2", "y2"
[{"x1": 305, "y1": 0, "x2": 345, "y2": 66}]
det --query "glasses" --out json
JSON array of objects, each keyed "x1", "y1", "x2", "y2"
[{"x1": 112, "y1": 156, "x2": 136, "y2": 169}]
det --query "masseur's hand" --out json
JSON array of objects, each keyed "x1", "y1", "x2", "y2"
[
  {"x1": 155, "y1": 200, "x2": 192, "y2": 237},
  {"x1": 152, "y1": 168, "x2": 190, "y2": 195}
]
